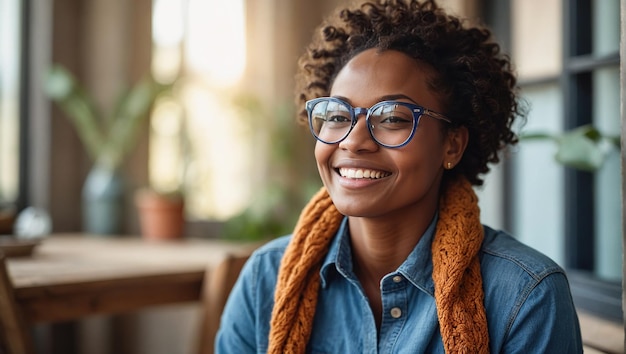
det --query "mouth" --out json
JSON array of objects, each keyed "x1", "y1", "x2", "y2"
[{"x1": 337, "y1": 167, "x2": 391, "y2": 179}]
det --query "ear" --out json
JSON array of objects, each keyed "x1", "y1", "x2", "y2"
[{"x1": 442, "y1": 126, "x2": 468, "y2": 170}]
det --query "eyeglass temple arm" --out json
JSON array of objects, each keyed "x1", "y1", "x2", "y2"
[{"x1": 423, "y1": 109, "x2": 452, "y2": 124}]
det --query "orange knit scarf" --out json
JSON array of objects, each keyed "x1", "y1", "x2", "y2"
[{"x1": 268, "y1": 176, "x2": 489, "y2": 353}]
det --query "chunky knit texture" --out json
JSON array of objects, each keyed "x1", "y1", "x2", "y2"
[
  {"x1": 267, "y1": 176, "x2": 489, "y2": 353},
  {"x1": 431, "y1": 177, "x2": 489, "y2": 353}
]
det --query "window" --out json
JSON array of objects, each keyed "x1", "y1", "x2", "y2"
[
  {"x1": 481, "y1": 0, "x2": 622, "y2": 322},
  {"x1": 151, "y1": 0, "x2": 250, "y2": 221},
  {"x1": 0, "y1": 0, "x2": 26, "y2": 217},
  {"x1": 479, "y1": 0, "x2": 622, "y2": 323},
  {"x1": 560, "y1": 0, "x2": 621, "y2": 320},
  {"x1": 509, "y1": 0, "x2": 565, "y2": 267}
]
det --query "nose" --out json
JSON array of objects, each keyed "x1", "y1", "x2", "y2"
[{"x1": 337, "y1": 113, "x2": 379, "y2": 152}]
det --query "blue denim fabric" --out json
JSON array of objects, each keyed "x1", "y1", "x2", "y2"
[{"x1": 216, "y1": 216, "x2": 582, "y2": 353}]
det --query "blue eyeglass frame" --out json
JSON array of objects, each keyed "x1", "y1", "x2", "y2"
[{"x1": 305, "y1": 96, "x2": 452, "y2": 148}]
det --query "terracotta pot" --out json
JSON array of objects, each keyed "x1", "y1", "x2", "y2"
[{"x1": 135, "y1": 189, "x2": 185, "y2": 241}]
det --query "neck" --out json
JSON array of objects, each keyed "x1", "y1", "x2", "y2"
[{"x1": 348, "y1": 207, "x2": 436, "y2": 281}]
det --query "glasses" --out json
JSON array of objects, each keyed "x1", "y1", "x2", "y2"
[{"x1": 306, "y1": 97, "x2": 451, "y2": 148}]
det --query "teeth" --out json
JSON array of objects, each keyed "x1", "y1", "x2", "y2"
[{"x1": 339, "y1": 168, "x2": 390, "y2": 179}]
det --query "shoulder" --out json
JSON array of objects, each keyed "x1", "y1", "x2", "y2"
[
  {"x1": 480, "y1": 225, "x2": 564, "y2": 280},
  {"x1": 240, "y1": 234, "x2": 292, "y2": 284},
  {"x1": 479, "y1": 226, "x2": 582, "y2": 352},
  {"x1": 478, "y1": 225, "x2": 571, "y2": 310},
  {"x1": 216, "y1": 236, "x2": 292, "y2": 353},
  {"x1": 250, "y1": 234, "x2": 291, "y2": 262},
  {"x1": 479, "y1": 225, "x2": 570, "y2": 304}
]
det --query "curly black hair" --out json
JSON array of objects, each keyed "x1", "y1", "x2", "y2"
[{"x1": 295, "y1": 0, "x2": 524, "y2": 186}]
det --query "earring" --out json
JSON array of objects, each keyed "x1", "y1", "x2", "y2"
[{"x1": 446, "y1": 162, "x2": 452, "y2": 169}]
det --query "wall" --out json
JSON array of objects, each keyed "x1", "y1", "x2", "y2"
[{"x1": 45, "y1": 0, "x2": 151, "y2": 234}]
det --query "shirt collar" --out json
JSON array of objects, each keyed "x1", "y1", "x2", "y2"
[{"x1": 320, "y1": 214, "x2": 438, "y2": 296}]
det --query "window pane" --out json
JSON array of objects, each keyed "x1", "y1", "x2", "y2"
[
  {"x1": 0, "y1": 0, "x2": 21, "y2": 206},
  {"x1": 476, "y1": 163, "x2": 505, "y2": 231},
  {"x1": 592, "y1": 0, "x2": 619, "y2": 56},
  {"x1": 151, "y1": 0, "x2": 249, "y2": 220},
  {"x1": 511, "y1": 0, "x2": 562, "y2": 79},
  {"x1": 513, "y1": 83, "x2": 565, "y2": 266},
  {"x1": 593, "y1": 66, "x2": 621, "y2": 281}
]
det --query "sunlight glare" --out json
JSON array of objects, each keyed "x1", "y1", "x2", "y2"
[
  {"x1": 152, "y1": 0, "x2": 185, "y2": 46},
  {"x1": 186, "y1": 0, "x2": 246, "y2": 86}
]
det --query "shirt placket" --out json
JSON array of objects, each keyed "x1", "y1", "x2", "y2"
[{"x1": 378, "y1": 272, "x2": 409, "y2": 353}]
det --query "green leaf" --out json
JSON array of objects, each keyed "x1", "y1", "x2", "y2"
[
  {"x1": 44, "y1": 65, "x2": 105, "y2": 161},
  {"x1": 45, "y1": 64, "x2": 176, "y2": 171},
  {"x1": 554, "y1": 126, "x2": 606, "y2": 171},
  {"x1": 520, "y1": 124, "x2": 620, "y2": 172},
  {"x1": 44, "y1": 66, "x2": 74, "y2": 99},
  {"x1": 518, "y1": 131, "x2": 556, "y2": 141},
  {"x1": 608, "y1": 135, "x2": 621, "y2": 149},
  {"x1": 102, "y1": 77, "x2": 174, "y2": 169}
]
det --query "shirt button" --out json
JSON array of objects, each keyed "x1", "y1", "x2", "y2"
[
  {"x1": 390, "y1": 307, "x2": 402, "y2": 318},
  {"x1": 392, "y1": 275, "x2": 403, "y2": 283}
]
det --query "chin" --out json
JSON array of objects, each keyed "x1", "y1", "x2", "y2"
[{"x1": 330, "y1": 199, "x2": 374, "y2": 218}]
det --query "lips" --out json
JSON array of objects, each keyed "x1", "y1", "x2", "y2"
[{"x1": 338, "y1": 167, "x2": 391, "y2": 179}]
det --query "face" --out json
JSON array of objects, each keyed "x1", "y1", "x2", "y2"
[{"x1": 315, "y1": 48, "x2": 461, "y2": 219}]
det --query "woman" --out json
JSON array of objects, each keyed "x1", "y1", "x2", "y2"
[{"x1": 216, "y1": 0, "x2": 582, "y2": 353}]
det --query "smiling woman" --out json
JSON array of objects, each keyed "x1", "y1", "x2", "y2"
[{"x1": 215, "y1": 1, "x2": 583, "y2": 353}]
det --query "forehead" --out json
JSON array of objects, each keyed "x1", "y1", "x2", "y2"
[{"x1": 330, "y1": 49, "x2": 441, "y2": 109}]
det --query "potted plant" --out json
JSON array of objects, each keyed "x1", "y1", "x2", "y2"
[
  {"x1": 520, "y1": 124, "x2": 619, "y2": 172},
  {"x1": 134, "y1": 188, "x2": 185, "y2": 241},
  {"x1": 44, "y1": 64, "x2": 174, "y2": 235}
]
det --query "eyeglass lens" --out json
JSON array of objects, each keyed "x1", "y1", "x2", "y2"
[{"x1": 309, "y1": 99, "x2": 417, "y2": 147}]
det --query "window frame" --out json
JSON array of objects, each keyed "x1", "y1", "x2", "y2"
[
  {"x1": 18, "y1": 0, "x2": 31, "y2": 212},
  {"x1": 0, "y1": 0, "x2": 29, "y2": 215},
  {"x1": 562, "y1": 0, "x2": 622, "y2": 322},
  {"x1": 483, "y1": 0, "x2": 623, "y2": 323}
]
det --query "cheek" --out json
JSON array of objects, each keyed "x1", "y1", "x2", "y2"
[
  {"x1": 396, "y1": 151, "x2": 439, "y2": 177},
  {"x1": 400, "y1": 131, "x2": 446, "y2": 172},
  {"x1": 314, "y1": 143, "x2": 334, "y2": 173}
]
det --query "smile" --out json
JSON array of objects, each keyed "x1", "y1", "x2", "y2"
[{"x1": 338, "y1": 168, "x2": 391, "y2": 179}]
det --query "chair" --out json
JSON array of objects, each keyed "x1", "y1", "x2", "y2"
[
  {"x1": 196, "y1": 253, "x2": 251, "y2": 354},
  {"x1": 0, "y1": 254, "x2": 34, "y2": 354}
]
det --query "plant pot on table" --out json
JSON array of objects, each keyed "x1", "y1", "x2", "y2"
[{"x1": 135, "y1": 189, "x2": 185, "y2": 241}]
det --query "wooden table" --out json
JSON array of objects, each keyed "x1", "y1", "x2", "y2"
[{"x1": 5, "y1": 234, "x2": 258, "y2": 324}]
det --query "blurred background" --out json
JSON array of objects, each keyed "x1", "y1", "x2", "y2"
[{"x1": 0, "y1": 0, "x2": 622, "y2": 353}]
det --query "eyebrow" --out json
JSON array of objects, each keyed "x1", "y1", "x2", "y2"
[
  {"x1": 379, "y1": 94, "x2": 418, "y2": 103},
  {"x1": 331, "y1": 94, "x2": 419, "y2": 106}
]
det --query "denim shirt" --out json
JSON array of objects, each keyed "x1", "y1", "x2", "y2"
[{"x1": 216, "y1": 217, "x2": 582, "y2": 353}]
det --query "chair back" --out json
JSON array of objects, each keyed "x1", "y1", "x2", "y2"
[
  {"x1": 0, "y1": 254, "x2": 34, "y2": 354},
  {"x1": 196, "y1": 253, "x2": 250, "y2": 354}
]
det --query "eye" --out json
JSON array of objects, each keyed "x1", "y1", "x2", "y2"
[
  {"x1": 320, "y1": 110, "x2": 352, "y2": 129},
  {"x1": 379, "y1": 115, "x2": 411, "y2": 124},
  {"x1": 326, "y1": 114, "x2": 351, "y2": 123},
  {"x1": 371, "y1": 103, "x2": 414, "y2": 130}
]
